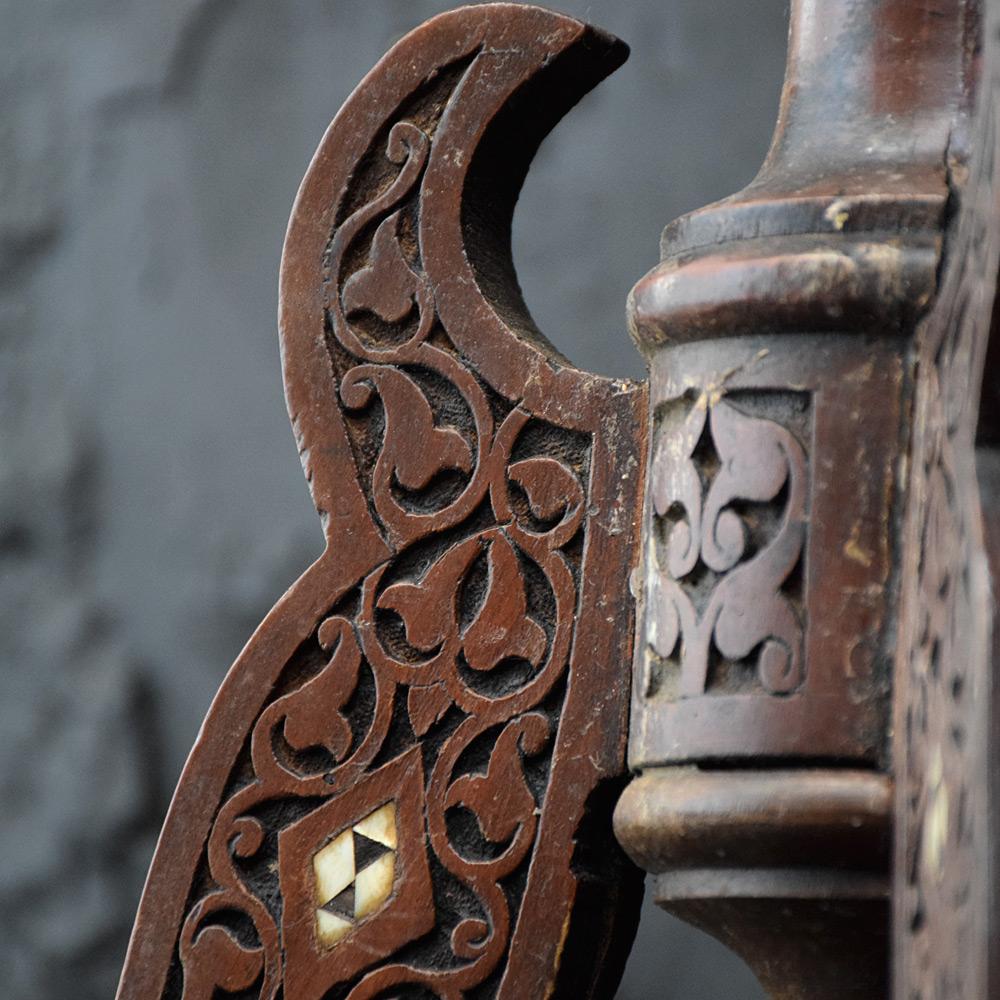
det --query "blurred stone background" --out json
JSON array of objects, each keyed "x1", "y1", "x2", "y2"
[{"x1": 0, "y1": 1, "x2": 788, "y2": 997}]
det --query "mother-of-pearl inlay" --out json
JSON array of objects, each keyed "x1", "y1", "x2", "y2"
[{"x1": 312, "y1": 802, "x2": 397, "y2": 947}]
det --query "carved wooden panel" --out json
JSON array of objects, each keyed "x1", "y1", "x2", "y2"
[
  {"x1": 116, "y1": 7, "x2": 645, "y2": 999},
  {"x1": 631, "y1": 335, "x2": 903, "y2": 765},
  {"x1": 647, "y1": 387, "x2": 809, "y2": 699},
  {"x1": 115, "y1": 2, "x2": 1000, "y2": 997}
]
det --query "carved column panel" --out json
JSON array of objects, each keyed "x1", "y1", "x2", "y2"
[{"x1": 632, "y1": 334, "x2": 901, "y2": 764}]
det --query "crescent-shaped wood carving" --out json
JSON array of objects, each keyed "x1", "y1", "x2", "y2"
[{"x1": 116, "y1": 6, "x2": 645, "y2": 999}]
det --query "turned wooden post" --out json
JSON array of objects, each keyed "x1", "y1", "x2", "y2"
[{"x1": 615, "y1": 0, "x2": 1000, "y2": 997}]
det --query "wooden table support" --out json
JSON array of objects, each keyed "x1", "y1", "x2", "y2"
[
  {"x1": 116, "y1": 2, "x2": 1000, "y2": 997},
  {"x1": 615, "y1": 1, "x2": 1000, "y2": 997}
]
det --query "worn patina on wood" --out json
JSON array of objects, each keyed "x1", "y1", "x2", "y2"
[
  {"x1": 615, "y1": 1, "x2": 1000, "y2": 998},
  {"x1": 119, "y1": 2, "x2": 1000, "y2": 998},
  {"x1": 116, "y1": 6, "x2": 646, "y2": 999}
]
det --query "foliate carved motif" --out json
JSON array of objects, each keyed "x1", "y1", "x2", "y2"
[
  {"x1": 642, "y1": 389, "x2": 809, "y2": 701},
  {"x1": 896, "y1": 56, "x2": 999, "y2": 1000},
  {"x1": 117, "y1": 12, "x2": 642, "y2": 1000},
  {"x1": 172, "y1": 87, "x2": 592, "y2": 1000}
]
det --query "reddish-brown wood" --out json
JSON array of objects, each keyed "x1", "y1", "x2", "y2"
[
  {"x1": 615, "y1": 1, "x2": 1000, "y2": 998},
  {"x1": 116, "y1": 7, "x2": 645, "y2": 999},
  {"x1": 118, "y1": 2, "x2": 1000, "y2": 997}
]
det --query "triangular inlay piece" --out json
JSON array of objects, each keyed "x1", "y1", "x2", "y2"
[
  {"x1": 354, "y1": 830, "x2": 392, "y2": 872},
  {"x1": 315, "y1": 908, "x2": 352, "y2": 947},
  {"x1": 354, "y1": 802, "x2": 397, "y2": 848},
  {"x1": 313, "y1": 828, "x2": 354, "y2": 906},
  {"x1": 355, "y1": 851, "x2": 395, "y2": 920},
  {"x1": 321, "y1": 884, "x2": 356, "y2": 922}
]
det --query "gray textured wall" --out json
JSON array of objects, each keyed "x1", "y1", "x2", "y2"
[{"x1": 0, "y1": 2, "x2": 788, "y2": 997}]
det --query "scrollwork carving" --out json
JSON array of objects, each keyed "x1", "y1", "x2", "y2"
[
  {"x1": 643, "y1": 390, "x2": 808, "y2": 700},
  {"x1": 120, "y1": 12, "x2": 644, "y2": 1000}
]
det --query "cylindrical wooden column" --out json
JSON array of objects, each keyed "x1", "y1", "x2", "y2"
[{"x1": 614, "y1": 1, "x2": 977, "y2": 996}]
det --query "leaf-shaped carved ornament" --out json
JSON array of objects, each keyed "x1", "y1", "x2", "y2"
[
  {"x1": 377, "y1": 530, "x2": 548, "y2": 675},
  {"x1": 646, "y1": 392, "x2": 807, "y2": 698},
  {"x1": 274, "y1": 617, "x2": 360, "y2": 765},
  {"x1": 406, "y1": 682, "x2": 453, "y2": 737},
  {"x1": 341, "y1": 367, "x2": 473, "y2": 494},
  {"x1": 179, "y1": 925, "x2": 264, "y2": 999},
  {"x1": 377, "y1": 535, "x2": 483, "y2": 653},
  {"x1": 117, "y1": 8, "x2": 645, "y2": 1000},
  {"x1": 446, "y1": 714, "x2": 550, "y2": 846},
  {"x1": 342, "y1": 211, "x2": 422, "y2": 324},
  {"x1": 508, "y1": 456, "x2": 585, "y2": 546},
  {"x1": 703, "y1": 399, "x2": 806, "y2": 574},
  {"x1": 464, "y1": 534, "x2": 547, "y2": 672},
  {"x1": 706, "y1": 400, "x2": 807, "y2": 695},
  {"x1": 652, "y1": 396, "x2": 708, "y2": 579}
]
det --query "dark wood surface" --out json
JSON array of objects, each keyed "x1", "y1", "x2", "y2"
[
  {"x1": 892, "y1": 0, "x2": 1000, "y2": 993},
  {"x1": 118, "y1": 2, "x2": 1000, "y2": 997},
  {"x1": 616, "y1": 0, "x2": 1000, "y2": 997},
  {"x1": 117, "y1": 6, "x2": 645, "y2": 999}
]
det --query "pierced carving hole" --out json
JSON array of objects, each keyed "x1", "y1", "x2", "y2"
[{"x1": 703, "y1": 645, "x2": 759, "y2": 697}]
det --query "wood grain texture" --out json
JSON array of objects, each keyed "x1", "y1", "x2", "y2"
[
  {"x1": 893, "y1": 1, "x2": 1000, "y2": 994},
  {"x1": 116, "y1": 6, "x2": 645, "y2": 999}
]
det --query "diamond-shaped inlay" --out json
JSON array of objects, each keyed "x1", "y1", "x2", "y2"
[
  {"x1": 280, "y1": 748, "x2": 433, "y2": 998},
  {"x1": 312, "y1": 803, "x2": 397, "y2": 947}
]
